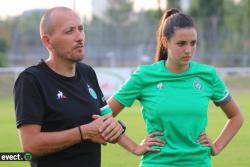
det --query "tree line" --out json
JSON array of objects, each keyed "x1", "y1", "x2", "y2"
[{"x1": 0, "y1": 0, "x2": 249, "y2": 67}]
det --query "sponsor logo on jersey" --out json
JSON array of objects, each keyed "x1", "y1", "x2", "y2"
[
  {"x1": 87, "y1": 84, "x2": 97, "y2": 99},
  {"x1": 57, "y1": 90, "x2": 67, "y2": 100},
  {"x1": 193, "y1": 77, "x2": 202, "y2": 91},
  {"x1": 156, "y1": 82, "x2": 165, "y2": 89}
]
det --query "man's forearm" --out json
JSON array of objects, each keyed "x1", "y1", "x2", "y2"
[
  {"x1": 21, "y1": 127, "x2": 81, "y2": 157},
  {"x1": 20, "y1": 116, "x2": 108, "y2": 157}
]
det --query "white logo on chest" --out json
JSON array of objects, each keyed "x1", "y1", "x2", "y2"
[
  {"x1": 156, "y1": 82, "x2": 164, "y2": 89},
  {"x1": 57, "y1": 90, "x2": 67, "y2": 100}
]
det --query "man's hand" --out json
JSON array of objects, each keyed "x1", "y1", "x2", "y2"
[
  {"x1": 92, "y1": 115, "x2": 124, "y2": 143},
  {"x1": 81, "y1": 114, "x2": 113, "y2": 145}
]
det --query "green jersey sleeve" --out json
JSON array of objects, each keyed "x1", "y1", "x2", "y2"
[
  {"x1": 211, "y1": 69, "x2": 231, "y2": 106},
  {"x1": 113, "y1": 67, "x2": 143, "y2": 107},
  {"x1": 100, "y1": 105, "x2": 112, "y2": 116}
]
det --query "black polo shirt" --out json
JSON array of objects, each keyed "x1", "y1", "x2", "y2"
[{"x1": 14, "y1": 61, "x2": 107, "y2": 167}]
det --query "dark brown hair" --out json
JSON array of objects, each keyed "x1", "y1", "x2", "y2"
[{"x1": 154, "y1": 8, "x2": 195, "y2": 62}]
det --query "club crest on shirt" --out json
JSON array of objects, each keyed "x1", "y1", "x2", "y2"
[
  {"x1": 193, "y1": 77, "x2": 202, "y2": 91},
  {"x1": 87, "y1": 84, "x2": 97, "y2": 99}
]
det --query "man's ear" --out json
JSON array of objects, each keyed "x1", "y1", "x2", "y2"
[
  {"x1": 161, "y1": 36, "x2": 168, "y2": 48},
  {"x1": 41, "y1": 35, "x2": 52, "y2": 50}
]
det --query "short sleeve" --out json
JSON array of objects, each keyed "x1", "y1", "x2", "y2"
[
  {"x1": 100, "y1": 105, "x2": 112, "y2": 116},
  {"x1": 113, "y1": 67, "x2": 143, "y2": 107},
  {"x1": 14, "y1": 72, "x2": 45, "y2": 128},
  {"x1": 211, "y1": 70, "x2": 231, "y2": 106}
]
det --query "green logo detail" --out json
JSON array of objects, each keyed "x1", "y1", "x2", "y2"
[
  {"x1": 24, "y1": 152, "x2": 32, "y2": 161},
  {"x1": 88, "y1": 85, "x2": 97, "y2": 99},
  {"x1": 194, "y1": 77, "x2": 202, "y2": 91}
]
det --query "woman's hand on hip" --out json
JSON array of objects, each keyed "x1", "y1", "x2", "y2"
[
  {"x1": 197, "y1": 132, "x2": 219, "y2": 156},
  {"x1": 133, "y1": 132, "x2": 166, "y2": 156}
]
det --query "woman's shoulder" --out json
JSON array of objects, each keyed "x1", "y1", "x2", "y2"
[
  {"x1": 136, "y1": 60, "x2": 164, "y2": 73},
  {"x1": 190, "y1": 61, "x2": 219, "y2": 82},
  {"x1": 191, "y1": 61, "x2": 217, "y2": 73},
  {"x1": 129, "y1": 61, "x2": 165, "y2": 85}
]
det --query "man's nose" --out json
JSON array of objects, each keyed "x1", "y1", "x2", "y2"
[{"x1": 76, "y1": 30, "x2": 84, "y2": 42}]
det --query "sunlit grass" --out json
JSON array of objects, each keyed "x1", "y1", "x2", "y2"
[{"x1": 0, "y1": 90, "x2": 249, "y2": 167}]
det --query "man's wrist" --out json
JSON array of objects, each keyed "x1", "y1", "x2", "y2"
[
  {"x1": 78, "y1": 126, "x2": 84, "y2": 142},
  {"x1": 80, "y1": 125, "x2": 88, "y2": 140}
]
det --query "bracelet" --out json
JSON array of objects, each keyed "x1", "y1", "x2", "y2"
[{"x1": 78, "y1": 126, "x2": 84, "y2": 142}]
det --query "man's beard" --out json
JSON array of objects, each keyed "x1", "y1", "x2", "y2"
[{"x1": 64, "y1": 52, "x2": 84, "y2": 63}]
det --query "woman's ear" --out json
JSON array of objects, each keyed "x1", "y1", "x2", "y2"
[{"x1": 161, "y1": 36, "x2": 168, "y2": 48}]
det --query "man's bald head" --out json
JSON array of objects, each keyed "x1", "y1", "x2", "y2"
[{"x1": 39, "y1": 7, "x2": 75, "y2": 38}]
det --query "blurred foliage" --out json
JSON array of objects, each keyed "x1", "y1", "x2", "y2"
[
  {"x1": 10, "y1": 10, "x2": 44, "y2": 54},
  {"x1": 85, "y1": 0, "x2": 136, "y2": 66},
  {"x1": 0, "y1": 33, "x2": 8, "y2": 67},
  {"x1": 146, "y1": 8, "x2": 163, "y2": 23},
  {"x1": 167, "y1": 0, "x2": 181, "y2": 9},
  {"x1": 105, "y1": 0, "x2": 134, "y2": 27},
  {"x1": 86, "y1": 0, "x2": 166, "y2": 66},
  {"x1": 88, "y1": 0, "x2": 250, "y2": 66},
  {"x1": 222, "y1": 0, "x2": 250, "y2": 66},
  {"x1": 189, "y1": 0, "x2": 224, "y2": 64},
  {"x1": 0, "y1": 52, "x2": 6, "y2": 67},
  {"x1": 0, "y1": 0, "x2": 249, "y2": 67},
  {"x1": 189, "y1": 0, "x2": 250, "y2": 66},
  {"x1": 0, "y1": 37, "x2": 7, "y2": 53},
  {"x1": 1, "y1": 10, "x2": 46, "y2": 65}
]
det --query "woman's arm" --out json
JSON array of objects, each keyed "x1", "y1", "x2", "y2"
[
  {"x1": 198, "y1": 99, "x2": 244, "y2": 155},
  {"x1": 104, "y1": 97, "x2": 165, "y2": 155},
  {"x1": 117, "y1": 132, "x2": 165, "y2": 155},
  {"x1": 108, "y1": 97, "x2": 125, "y2": 117},
  {"x1": 96, "y1": 97, "x2": 125, "y2": 141}
]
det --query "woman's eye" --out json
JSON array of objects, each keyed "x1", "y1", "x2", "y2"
[
  {"x1": 190, "y1": 41, "x2": 196, "y2": 46},
  {"x1": 177, "y1": 42, "x2": 186, "y2": 46}
]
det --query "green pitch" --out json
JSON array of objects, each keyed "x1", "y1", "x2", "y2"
[{"x1": 0, "y1": 91, "x2": 249, "y2": 167}]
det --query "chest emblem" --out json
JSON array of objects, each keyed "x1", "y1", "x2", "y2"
[
  {"x1": 87, "y1": 84, "x2": 97, "y2": 99},
  {"x1": 193, "y1": 77, "x2": 202, "y2": 91},
  {"x1": 57, "y1": 90, "x2": 67, "y2": 100}
]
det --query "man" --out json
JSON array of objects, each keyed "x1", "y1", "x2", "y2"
[{"x1": 14, "y1": 7, "x2": 124, "y2": 167}]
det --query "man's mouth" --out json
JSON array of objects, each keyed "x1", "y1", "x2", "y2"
[{"x1": 74, "y1": 45, "x2": 83, "y2": 49}]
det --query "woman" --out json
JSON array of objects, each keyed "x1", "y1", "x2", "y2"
[{"x1": 103, "y1": 9, "x2": 244, "y2": 167}]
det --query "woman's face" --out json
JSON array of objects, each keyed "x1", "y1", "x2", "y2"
[{"x1": 165, "y1": 27, "x2": 197, "y2": 67}]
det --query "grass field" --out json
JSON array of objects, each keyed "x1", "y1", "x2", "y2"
[{"x1": 0, "y1": 90, "x2": 249, "y2": 167}]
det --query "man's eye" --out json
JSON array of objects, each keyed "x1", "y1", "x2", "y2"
[
  {"x1": 78, "y1": 26, "x2": 84, "y2": 32},
  {"x1": 66, "y1": 28, "x2": 74, "y2": 34}
]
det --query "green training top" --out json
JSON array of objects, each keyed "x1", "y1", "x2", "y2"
[{"x1": 114, "y1": 60, "x2": 231, "y2": 167}]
